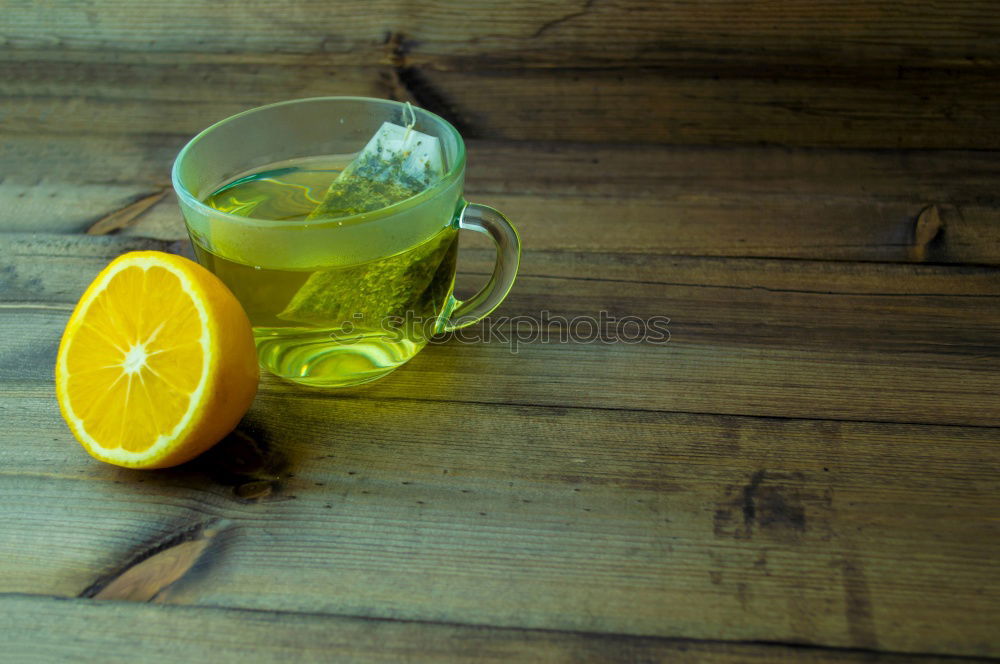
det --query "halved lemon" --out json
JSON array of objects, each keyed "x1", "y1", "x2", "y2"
[{"x1": 55, "y1": 251, "x2": 259, "y2": 468}]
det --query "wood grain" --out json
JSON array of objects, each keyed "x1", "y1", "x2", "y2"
[
  {"x1": 2, "y1": 234, "x2": 999, "y2": 653},
  {"x1": 1, "y1": 390, "x2": 998, "y2": 655},
  {"x1": 5, "y1": 233, "x2": 1000, "y2": 425},
  {"x1": 12, "y1": 302, "x2": 1000, "y2": 427},
  {"x1": 4, "y1": 137, "x2": 1000, "y2": 265},
  {"x1": 0, "y1": 59, "x2": 380, "y2": 137},
  {"x1": 3, "y1": 2, "x2": 998, "y2": 147},
  {"x1": 7, "y1": 0, "x2": 1000, "y2": 662},
  {"x1": 407, "y1": 66, "x2": 1000, "y2": 148},
  {"x1": 4, "y1": 2, "x2": 999, "y2": 660},
  {"x1": 1, "y1": 240, "x2": 998, "y2": 656},
  {"x1": 84, "y1": 520, "x2": 224, "y2": 601},
  {"x1": 2, "y1": 56, "x2": 997, "y2": 148},
  {"x1": 3, "y1": 596, "x2": 986, "y2": 664},
  {"x1": 9, "y1": 135, "x2": 1000, "y2": 200},
  {"x1": 3, "y1": 0, "x2": 998, "y2": 70},
  {"x1": 85, "y1": 189, "x2": 169, "y2": 235}
]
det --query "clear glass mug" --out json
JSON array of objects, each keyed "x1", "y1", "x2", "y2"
[{"x1": 171, "y1": 97, "x2": 520, "y2": 387}]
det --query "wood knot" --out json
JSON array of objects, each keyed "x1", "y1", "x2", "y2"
[
  {"x1": 86, "y1": 188, "x2": 169, "y2": 236},
  {"x1": 909, "y1": 204, "x2": 944, "y2": 262},
  {"x1": 80, "y1": 519, "x2": 227, "y2": 602},
  {"x1": 383, "y1": 31, "x2": 411, "y2": 68},
  {"x1": 233, "y1": 479, "x2": 275, "y2": 501}
]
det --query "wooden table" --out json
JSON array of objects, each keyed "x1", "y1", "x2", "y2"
[{"x1": 2, "y1": 2, "x2": 999, "y2": 661}]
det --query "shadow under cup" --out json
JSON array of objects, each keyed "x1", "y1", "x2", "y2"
[{"x1": 172, "y1": 97, "x2": 520, "y2": 388}]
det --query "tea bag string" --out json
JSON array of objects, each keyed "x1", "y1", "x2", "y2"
[{"x1": 402, "y1": 101, "x2": 416, "y2": 144}]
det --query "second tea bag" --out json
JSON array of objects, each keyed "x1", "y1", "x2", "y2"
[{"x1": 307, "y1": 117, "x2": 445, "y2": 220}]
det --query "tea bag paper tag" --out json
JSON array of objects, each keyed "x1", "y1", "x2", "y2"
[
  {"x1": 352, "y1": 121, "x2": 444, "y2": 187},
  {"x1": 307, "y1": 120, "x2": 445, "y2": 220}
]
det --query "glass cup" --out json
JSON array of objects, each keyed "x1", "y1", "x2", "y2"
[{"x1": 172, "y1": 97, "x2": 520, "y2": 388}]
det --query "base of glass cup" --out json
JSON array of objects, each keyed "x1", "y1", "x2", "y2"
[
  {"x1": 254, "y1": 328, "x2": 423, "y2": 388},
  {"x1": 270, "y1": 366, "x2": 402, "y2": 389}
]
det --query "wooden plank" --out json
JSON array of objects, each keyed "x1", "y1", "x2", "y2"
[
  {"x1": 102, "y1": 192, "x2": 1000, "y2": 267},
  {"x1": 0, "y1": 181, "x2": 172, "y2": 235},
  {"x1": 0, "y1": 133, "x2": 183, "y2": 185},
  {"x1": 0, "y1": 59, "x2": 380, "y2": 137},
  {"x1": 2, "y1": 58, "x2": 998, "y2": 148},
  {"x1": 1, "y1": 596, "x2": 982, "y2": 664},
  {"x1": 3, "y1": 3, "x2": 998, "y2": 148},
  {"x1": 8, "y1": 135, "x2": 1000, "y2": 200},
  {"x1": 414, "y1": 66, "x2": 1000, "y2": 148},
  {"x1": 1, "y1": 234, "x2": 998, "y2": 655},
  {"x1": 4, "y1": 136, "x2": 1000, "y2": 265},
  {"x1": 123, "y1": 191, "x2": 1000, "y2": 264},
  {"x1": 430, "y1": 195, "x2": 1000, "y2": 265},
  {"x1": 4, "y1": 232, "x2": 1000, "y2": 424},
  {"x1": 11, "y1": 302, "x2": 1000, "y2": 427},
  {"x1": 3, "y1": 0, "x2": 998, "y2": 70},
  {"x1": 466, "y1": 143, "x2": 1000, "y2": 202},
  {"x1": 1, "y1": 393, "x2": 997, "y2": 656}
]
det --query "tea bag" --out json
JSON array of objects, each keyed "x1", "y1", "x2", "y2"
[
  {"x1": 277, "y1": 230, "x2": 456, "y2": 327},
  {"x1": 279, "y1": 106, "x2": 450, "y2": 327},
  {"x1": 307, "y1": 110, "x2": 444, "y2": 220}
]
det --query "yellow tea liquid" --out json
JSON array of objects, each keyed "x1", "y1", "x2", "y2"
[{"x1": 197, "y1": 155, "x2": 458, "y2": 387}]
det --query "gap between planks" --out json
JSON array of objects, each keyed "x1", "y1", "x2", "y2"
[
  {"x1": 0, "y1": 592, "x2": 993, "y2": 663},
  {"x1": 5, "y1": 382, "x2": 1000, "y2": 435}
]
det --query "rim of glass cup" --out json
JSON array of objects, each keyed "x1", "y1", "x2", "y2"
[{"x1": 170, "y1": 96, "x2": 468, "y2": 228}]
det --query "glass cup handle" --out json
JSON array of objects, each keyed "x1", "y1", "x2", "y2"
[{"x1": 444, "y1": 202, "x2": 521, "y2": 332}]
